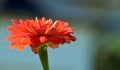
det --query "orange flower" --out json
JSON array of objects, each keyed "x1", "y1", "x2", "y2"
[{"x1": 6, "y1": 17, "x2": 76, "y2": 54}]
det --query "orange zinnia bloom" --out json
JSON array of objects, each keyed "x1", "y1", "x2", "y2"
[{"x1": 6, "y1": 17, "x2": 76, "y2": 54}]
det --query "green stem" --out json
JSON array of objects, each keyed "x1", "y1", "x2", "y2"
[{"x1": 38, "y1": 44, "x2": 49, "y2": 70}]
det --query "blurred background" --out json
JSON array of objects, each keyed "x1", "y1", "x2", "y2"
[{"x1": 0, "y1": 0, "x2": 120, "y2": 70}]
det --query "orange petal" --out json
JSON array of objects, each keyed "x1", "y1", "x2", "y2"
[
  {"x1": 49, "y1": 42, "x2": 58, "y2": 48},
  {"x1": 10, "y1": 42, "x2": 16, "y2": 50},
  {"x1": 39, "y1": 36, "x2": 47, "y2": 43}
]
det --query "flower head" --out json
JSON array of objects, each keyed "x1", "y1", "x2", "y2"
[{"x1": 6, "y1": 17, "x2": 76, "y2": 54}]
